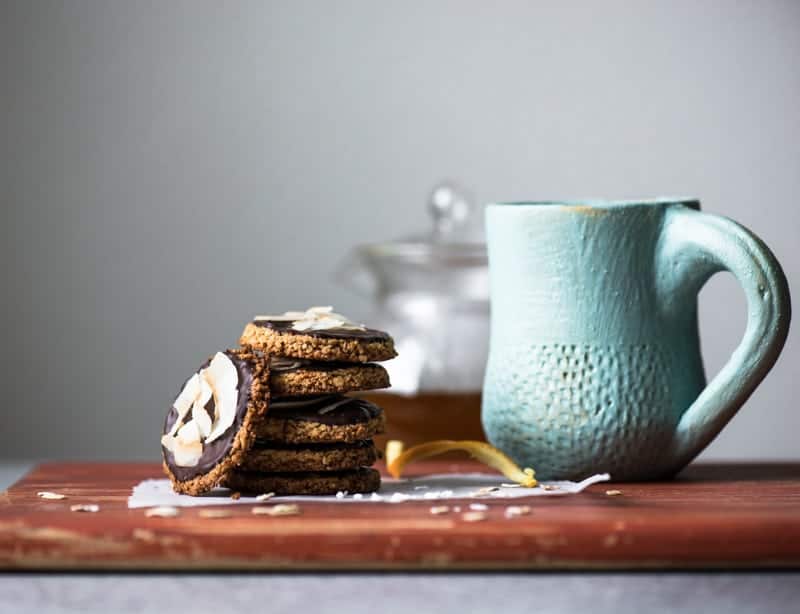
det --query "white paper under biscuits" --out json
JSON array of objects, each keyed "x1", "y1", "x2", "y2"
[{"x1": 128, "y1": 472, "x2": 610, "y2": 508}]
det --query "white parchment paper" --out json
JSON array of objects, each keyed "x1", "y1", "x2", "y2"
[{"x1": 128, "y1": 473, "x2": 610, "y2": 508}]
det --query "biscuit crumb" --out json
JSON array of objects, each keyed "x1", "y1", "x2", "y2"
[
  {"x1": 70, "y1": 504, "x2": 99, "y2": 513},
  {"x1": 472, "y1": 486, "x2": 501, "y2": 497},
  {"x1": 145, "y1": 506, "x2": 180, "y2": 518},
  {"x1": 504, "y1": 505, "x2": 531, "y2": 518},
  {"x1": 198, "y1": 509, "x2": 233, "y2": 518},
  {"x1": 462, "y1": 511, "x2": 488, "y2": 522},
  {"x1": 252, "y1": 504, "x2": 301, "y2": 516}
]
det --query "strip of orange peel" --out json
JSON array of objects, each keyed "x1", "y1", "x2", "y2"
[{"x1": 385, "y1": 439, "x2": 537, "y2": 487}]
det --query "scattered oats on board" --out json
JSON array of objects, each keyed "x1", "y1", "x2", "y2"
[
  {"x1": 430, "y1": 506, "x2": 450, "y2": 515},
  {"x1": 469, "y1": 503, "x2": 488, "y2": 511},
  {"x1": 252, "y1": 504, "x2": 301, "y2": 516},
  {"x1": 605, "y1": 489, "x2": 623, "y2": 496},
  {"x1": 70, "y1": 504, "x2": 99, "y2": 513},
  {"x1": 198, "y1": 509, "x2": 233, "y2": 519},
  {"x1": 145, "y1": 506, "x2": 180, "y2": 518},
  {"x1": 462, "y1": 511, "x2": 488, "y2": 522},
  {"x1": 37, "y1": 491, "x2": 66, "y2": 500},
  {"x1": 255, "y1": 492, "x2": 275, "y2": 502},
  {"x1": 504, "y1": 505, "x2": 531, "y2": 518}
]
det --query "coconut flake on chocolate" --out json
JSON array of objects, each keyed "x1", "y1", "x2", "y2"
[
  {"x1": 169, "y1": 373, "x2": 201, "y2": 435},
  {"x1": 161, "y1": 352, "x2": 240, "y2": 467},
  {"x1": 203, "y1": 352, "x2": 239, "y2": 443},
  {"x1": 253, "y1": 306, "x2": 366, "y2": 332}
]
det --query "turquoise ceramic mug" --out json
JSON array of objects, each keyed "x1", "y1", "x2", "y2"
[{"x1": 482, "y1": 199, "x2": 790, "y2": 480}]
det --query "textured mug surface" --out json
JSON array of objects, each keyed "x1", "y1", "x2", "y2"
[{"x1": 482, "y1": 199, "x2": 791, "y2": 481}]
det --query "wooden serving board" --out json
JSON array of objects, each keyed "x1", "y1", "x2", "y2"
[{"x1": 1, "y1": 461, "x2": 799, "y2": 570}]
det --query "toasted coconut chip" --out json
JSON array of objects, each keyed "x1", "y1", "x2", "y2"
[
  {"x1": 255, "y1": 306, "x2": 366, "y2": 331},
  {"x1": 252, "y1": 504, "x2": 301, "y2": 516},
  {"x1": 203, "y1": 352, "x2": 239, "y2": 443},
  {"x1": 191, "y1": 377, "x2": 214, "y2": 438}
]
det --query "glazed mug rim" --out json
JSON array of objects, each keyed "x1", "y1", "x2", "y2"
[{"x1": 487, "y1": 197, "x2": 700, "y2": 209}]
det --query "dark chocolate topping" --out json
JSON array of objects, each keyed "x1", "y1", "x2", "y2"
[
  {"x1": 162, "y1": 351, "x2": 253, "y2": 481},
  {"x1": 253, "y1": 319, "x2": 391, "y2": 342},
  {"x1": 268, "y1": 394, "x2": 382, "y2": 425},
  {"x1": 269, "y1": 357, "x2": 374, "y2": 373}
]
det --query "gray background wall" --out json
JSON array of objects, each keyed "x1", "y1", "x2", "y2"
[{"x1": 1, "y1": 0, "x2": 798, "y2": 461}]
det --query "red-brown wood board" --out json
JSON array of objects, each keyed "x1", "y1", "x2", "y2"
[{"x1": 1, "y1": 461, "x2": 798, "y2": 570}]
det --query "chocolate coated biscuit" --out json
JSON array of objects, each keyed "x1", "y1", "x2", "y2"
[
  {"x1": 240, "y1": 440, "x2": 378, "y2": 473},
  {"x1": 253, "y1": 395, "x2": 385, "y2": 444},
  {"x1": 240, "y1": 320, "x2": 396, "y2": 363},
  {"x1": 162, "y1": 349, "x2": 270, "y2": 496},
  {"x1": 269, "y1": 357, "x2": 389, "y2": 396},
  {"x1": 226, "y1": 467, "x2": 381, "y2": 495}
]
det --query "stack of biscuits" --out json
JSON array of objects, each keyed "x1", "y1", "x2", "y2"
[{"x1": 161, "y1": 307, "x2": 395, "y2": 496}]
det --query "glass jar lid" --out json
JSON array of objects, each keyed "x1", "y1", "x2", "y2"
[{"x1": 359, "y1": 182, "x2": 487, "y2": 268}]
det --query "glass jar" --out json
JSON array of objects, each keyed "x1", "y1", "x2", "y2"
[{"x1": 336, "y1": 183, "x2": 489, "y2": 448}]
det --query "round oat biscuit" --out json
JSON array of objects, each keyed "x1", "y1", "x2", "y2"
[
  {"x1": 269, "y1": 357, "x2": 389, "y2": 396},
  {"x1": 240, "y1": 319, "x2": 396, "y2": 363},
  {"x1": 161, "y1": 349, "x2": 270, "y2": 496},
  {"x1": 239, "y1": 440, "x2": 378, "y2": 473},
  {"x1": 253, "y1": 395, "x2": 385, "y2": 444},
  {"x1": 226, "y1": 467, "x2": 381, "y2": 495}
]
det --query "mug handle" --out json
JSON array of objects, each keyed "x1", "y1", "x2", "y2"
[{"x1": 657, "y1": 205, "x2": 791, "y2": 469}]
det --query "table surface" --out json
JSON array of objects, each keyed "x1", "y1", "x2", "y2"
[
  {"x1": 4, "y1": 461, "x2": 800, "y2": 571},
  {"x1": 1, "y1": 462, "x2": 798, "y2": 614}
]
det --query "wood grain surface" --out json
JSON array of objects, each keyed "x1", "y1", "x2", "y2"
[{"x1": 1, "y1": 461, "x2": 798, "y2": 570}]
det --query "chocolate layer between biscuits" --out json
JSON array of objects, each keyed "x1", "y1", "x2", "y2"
[{"x1": 253, "y1": 395, "x2": 385, "y2": 444}]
